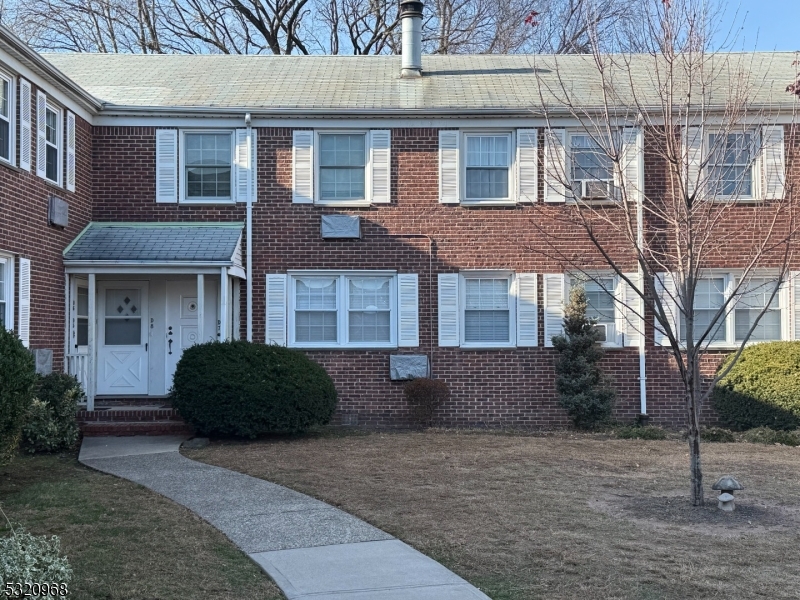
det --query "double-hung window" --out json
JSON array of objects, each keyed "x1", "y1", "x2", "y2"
[
  {"x1": 318, "y1": 133, "x2": 367, "y2": 202},
  {"x1": 707, "y1": 131, "x2": 755, "y2": 199},
  {"x1": 575, "y1": 276, "x2": 617, "y2": 343},
  {"x1": 569, "y1": 133, "x2": 614, "y2": 200},
  {"x1": 676, "y1": 274, "x2": 784, "y2": 346},
  {"x1": 44, "y1": 104, "x2": 61, "y2": 184},
  {"x1": 183, "y1": 131, "x2": 233, "y2": 202},
  {"x1": 461, "y1": 272, "x2": 515, "y2": 347},
  {"x1": 289, "y1": 272, "x2": 396, "y2": 348},
  {"x1": 464, "y1": 133, "x2": 512, "y2": 202},
  {"x1": 0, "y1": 73, "x2": 12, "y2": 164}
]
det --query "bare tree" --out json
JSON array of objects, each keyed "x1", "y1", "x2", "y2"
[
  {"x1": 531, "y1": 0, "x2": 797, "y2": 505},
  {"x1": 311, "y1": 0, "x2": 399, "y2": 55}
]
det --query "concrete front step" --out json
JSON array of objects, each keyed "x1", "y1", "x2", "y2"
[{"x1": 80, "y1": 421, "x2": 194, "y2": 437}]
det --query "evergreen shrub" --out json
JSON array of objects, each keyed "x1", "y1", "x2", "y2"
[
  {"x1": 22, "y1": 374, "x2": 82, "y2": 454},
  {"x1": 0, "y1": 328, "x2": 36, "y2": 466},
  {"x1": 404, "y1": 378, "x2": 449, "y2": 427},
  {"x1": 171, "y1": 341, "x2": 337, "y2": 437},
  {"x1": 552, "y1": 286, "x2": 615, "y2": 429},
  {"x1": 712, "y1": 341, "x2": 800, "y2": 430}
]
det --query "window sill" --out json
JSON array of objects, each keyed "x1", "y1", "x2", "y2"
[
  {"x1": 0, "y1": 159, "x2": 22, "y2": 174},
  {"x1": 289, "y1": 344, "x2": 397, "y2": 351},
  {"x1": 314, "y1": 200, "x2": 373, "y2": 208},
  {"x1": 459, "y1": 343, "x2": 516, "y2": 350},
  {"x1": 41, "y1": 177, "x2": 65, "y2": 193},
  {"x1": 460, "y1": 199, "x2": 517, "y2": 207},
  {"x1": 180, "y1": 199, "x2": 236, "y2": 205}
]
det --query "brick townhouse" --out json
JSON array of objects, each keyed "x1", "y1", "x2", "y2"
[{"x1": 0, "y1": 4, "x2": 796, "y2": 429}]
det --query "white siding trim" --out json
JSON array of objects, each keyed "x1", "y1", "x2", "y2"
[{"x1": 397, "y1": 273, "x2": 419, "y2": 347}]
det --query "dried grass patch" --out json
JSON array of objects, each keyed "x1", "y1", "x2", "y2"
[{"x1": 186, "y1": 429, "x2": 800, "y2": 600}]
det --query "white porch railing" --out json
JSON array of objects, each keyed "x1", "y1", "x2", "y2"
[{"x1": 66, "y1": 354, "x2": 89, "y2": 397}]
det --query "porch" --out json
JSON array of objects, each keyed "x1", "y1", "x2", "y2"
[{"x1": 63, "y1": 222, "x2": 245, "y2": 410}]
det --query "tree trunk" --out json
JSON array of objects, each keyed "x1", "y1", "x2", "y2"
[{"x1": 686, "y1": 383, "x2": 704, "y2": 506}]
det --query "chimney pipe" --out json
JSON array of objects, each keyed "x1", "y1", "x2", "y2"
[{"x1": 399, "y1": 1, "x2": 423, "y2": 78}]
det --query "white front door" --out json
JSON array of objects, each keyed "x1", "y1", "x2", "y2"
[
  {"x1": 97, "y1": 282, "x2": 149, "y2": 396},
  {"x1": 165, "y1": 280, "x2": 218, "y2": 388}
]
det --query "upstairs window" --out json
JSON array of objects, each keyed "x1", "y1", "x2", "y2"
[
  {"x1": 318, "y1": 133, "x2": 367, "y2": 202},
  {"x1": 570, "y1": 134, "x2": 614, "y2": 200},
  {"x1": 44, "y1": 104, "x2": 61, "y2": 184},
  {"x1": 464, "y1": 134, "x2": 511, "y2": 201},
  {"x1": 707, "y1": 132, "x2": 753, "y2": 198},
  {"x1": 0, "y1": 74, "x2": 11, "y2": 163},
  {"x1": 183, "y1": 132, "x2": 233, "y2": 201}
]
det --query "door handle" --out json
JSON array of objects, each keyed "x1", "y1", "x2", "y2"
[
  {"x1": 145, "y1": 343, "x2": 148, "y2": 352},
  {"x1": 168, "y1": 338, "x2": 173, "y2": 355}
]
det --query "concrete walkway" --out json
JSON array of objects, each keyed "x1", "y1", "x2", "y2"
[{"x1": 79, "y1": 436, "x2": 490, "y2": 600}]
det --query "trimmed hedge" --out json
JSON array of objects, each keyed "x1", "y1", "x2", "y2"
[
  {"x1": 712, "y1": 341, "x2": 800, "y2": 431},
  {"x1": 404, "y1": 378, "x2": 449, "y2": 427},
  {"x1": 171, "y1": 341, "x2": 337, "y2": 437},
  {"x1": 22, "y1": 373, "x2": 82, "y2": 454},
  {"x1": 0, "y1": 328, "x2": 36, "y2": 466}
]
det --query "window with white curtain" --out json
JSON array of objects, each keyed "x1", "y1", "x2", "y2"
[{"x1": 290, "y1": 273, "x2": 396, "y2": 348}]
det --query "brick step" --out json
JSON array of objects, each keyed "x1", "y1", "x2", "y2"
[
  {"x1": 77, "y1": 407, "x2": 183, "y2": 423},
  {"x1": 92, "y1": 397, "x2": 171, "y2": 407},
  {"x1": 80, "y1": 421, "x2": 194, "y2": 437}
]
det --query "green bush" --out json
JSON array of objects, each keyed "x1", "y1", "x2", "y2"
[
  {"x1": 404, "y1": 378, "x2": 449, "y2": 427},
  {"x1": 615, "y1": 425, "x2": 667, "y2": 440},
  {"x1": 0, "y1": 527, "x2": 72, "y2": 598},
  {"x1": 553, "y1": 286, "x2": 615, "y2": 430},
  {"x1": 171, "y1": 341, "x2": 338, "y2": 437},
  {"x1": 712, "y1": 341, "x2": 800, "y2": 431},
  {"x1": 699, "y1": 426, "x2": 736, "y2": 443},
  {"x1": 21, "y1": 374, "x2": 82, "y2": 454},
  {"x1": 742, "y1": 426, "x2": 800, "y2": 446},
  {"x1": 0, "y1": 328, "x2": 36, "y2": 466}
]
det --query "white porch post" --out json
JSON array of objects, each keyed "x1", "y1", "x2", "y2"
[
  {"x1": 197, "y1": 274, "x2": 205, "y2": 343},
  {"x1": 219, "y1": 268, "x2": 229, "y2": 341},
  {"x1": 87, "y1": 273, "x2": 96, "y2": 411},
  {"x1": 63, "y1": 272, "x2": 70, "y2": 373},
  {"x1": 232, "y1": 278, "x2": 241, "y2": 340}
]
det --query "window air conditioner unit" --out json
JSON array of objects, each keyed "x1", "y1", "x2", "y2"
[
  {"x1": 592, "y1": 323, "x2": 608, "y2": 342},
  {"x1": 580, "y1": 179, "x2": 614, "y2": 200}
]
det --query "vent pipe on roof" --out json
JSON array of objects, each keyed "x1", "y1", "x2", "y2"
[{"x1": 399, "y1": 0, "x2": 423, "y2": 78}]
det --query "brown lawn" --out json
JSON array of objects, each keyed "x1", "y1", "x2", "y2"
[
  {"x1": 185, "y1": 430, "x2": 800, "y2": 600},
  {"x1": 0, "y1": 453, "x2": 283, "y2": 600}
]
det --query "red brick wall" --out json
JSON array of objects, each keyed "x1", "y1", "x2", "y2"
[
  {"x1": 87, "y1": 124, "x2": 795, "y2": 429},
  {"x1": 0, "y1": 81, "x2": 92, "y2": 371}
]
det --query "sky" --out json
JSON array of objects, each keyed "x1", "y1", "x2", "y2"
[{"x1": 715, "y1": 0, "x2": 800, "y2": 51}]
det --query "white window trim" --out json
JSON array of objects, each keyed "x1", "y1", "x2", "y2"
[
  {"x1": 705, "y1": 128, "x2": 760, "y2": 202},
  {"x1": 460, "y1": 131, "x2": 515, "y2": 205},
  {"x1": 677, "y1": 271, "x2": 787, "y2": 349},
  {"x1": 568, "y1": 272, "x2": 624, "y2": 348},
  {"x1": 0, "y1": 71, "x2": 15, "y2": 167},
  {"x1": 566, "y1": 129, "x2": 619, "y2": 205},
  {"x1": 69, "y1": 277, "x2": 89, "y2": 354},
  {"x1": 287, "y1": 270, "x2": 398, "y2": 350},
  {"x1": 179, "y1": 129, "x2": 236, "y2": 204},
  {"x1": 44, "y1": 102, "x2": 63, "y2": 185},
  {"x1": 459, "y1": 270, "x2": 516, "y2": 349},
  {"x1": 0, "y1": 252, "x2": 14, "y2": 332},
  {"x1": 314, "y1": 130, "x2": 371, "y2": 207}
]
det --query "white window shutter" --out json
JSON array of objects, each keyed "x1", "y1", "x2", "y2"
[
  {"x1": 655, "y1": 272, "x2": 678, "y2": 346},
  {"x1": 18, "y1": 258, "x2": 31, "y2": 348},
  {"x1": 292, "y1": 130, "x2": 314, "y2": 204},
  {"x1": 266, "y1": 274, "x2": 287, "y2": 346},
  {"x1": 35, "y1": 91, "x2": 47, "y2": 179},
  {"x1": 543, "y1": 273, "x2": 565, "y2": 346},
  {"x1": 19, "y1": 79, "x2": 32, "y2": 172},
  {"x1": 516, "y1": 273, "x2": 538, "y2": 346},
  {"x1": 439, "y1": 131, "x2": 459, "y2": 204},
  {"x1": 683, "y1": 126, "x2": 703, "y2": 198},
  {"x1": 544, "y1": 129, "x2": 567, "y2": 203},
  {"x1": 620, "y1": 273, "x2": 642, "y2": 347},
  {"x1": 438, "y1": 273, "x2": 459, "y2": 346},
  {"x1": 762, "y1": 125, "x2": 785, "y2": 200},
  {"x1": 516, "y1": 129, "x2": 538, "y2": 203},
  {"x1": 397, "y1": 273, "x2": 419, "y2": 347},
  {"x1": 155, "y1": 129, "x2": 178, "y2": 203},
  {"x1": 621, "y1": 127, "x2": 642, "y2": 203},
  {"x1": 235, "y1": 128, "x2": 257, "y2": 203},
  {"x1": 370, "y1": 130, "x2": 391, "y2": 203},
  {"x1": 792, "y1": 272, "x2": 800, "y2": 341},
  {"x1": 66, "y1": 111, "x2": 76, "y2": 192}
]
